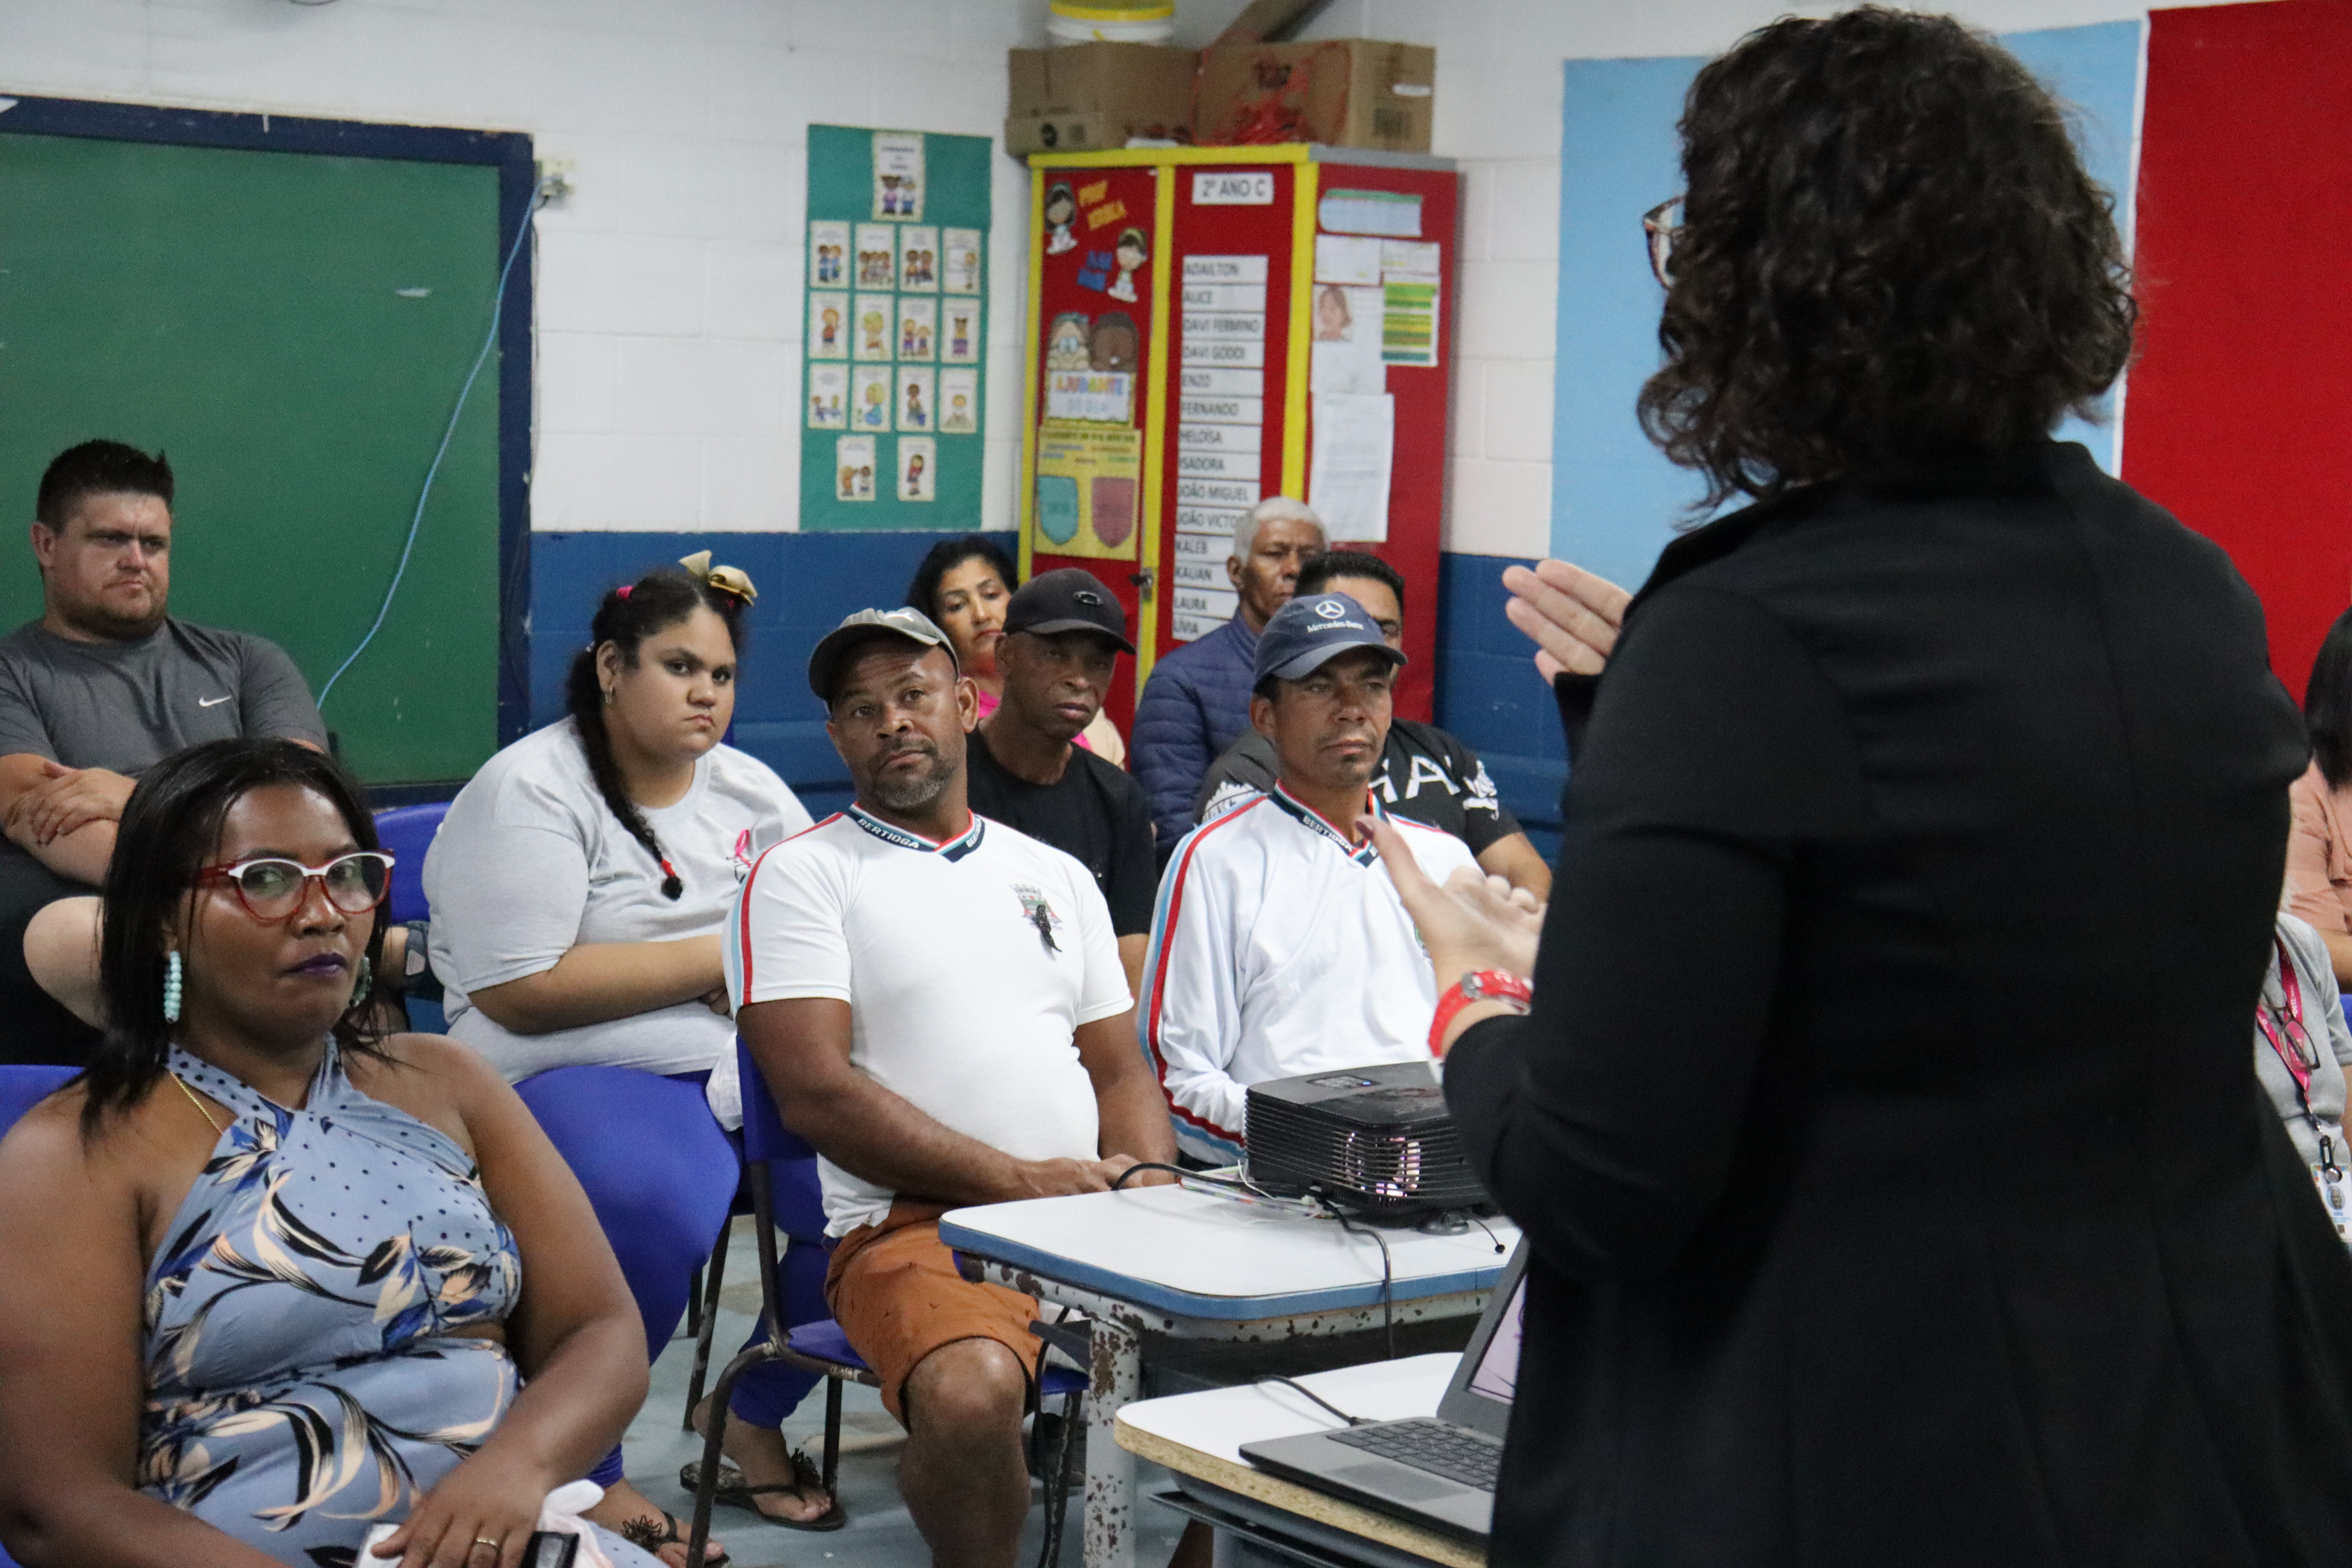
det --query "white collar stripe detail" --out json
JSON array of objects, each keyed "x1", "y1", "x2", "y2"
[
  {"x1": 846, "y1": 804, "x2": 986, "y2": 860},
  {"x1": 1267, "y1": 784, "x2": 1381, "y2": 866}
]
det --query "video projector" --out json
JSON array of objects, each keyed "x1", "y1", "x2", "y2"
[{"x1": 1245, "y1": 1062, "x2": 1488, "y2": 1221}]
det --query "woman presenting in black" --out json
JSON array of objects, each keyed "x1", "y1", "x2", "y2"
[{"x1": 1370, "y1": 11, "x2": 2352, "y2": 1566}]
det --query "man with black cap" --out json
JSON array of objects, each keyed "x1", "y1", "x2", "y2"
[
  {"x1": 966, "y1": 568, "x2": 1155, "y2": 998},
  {"x1": 726, "y1": 606, "x2": 1176, "y2": 1568},
  {"x1": 1140, "y1": 591, "x2": 1486, "y2": 1165}
]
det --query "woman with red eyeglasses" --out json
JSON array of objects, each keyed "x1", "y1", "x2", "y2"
[{"x1": 0, "y1": 738, "x2": 670, "y2": 1568}]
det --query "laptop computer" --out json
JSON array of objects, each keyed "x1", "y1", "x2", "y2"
[{"x1": 1239, "y1": 1240, "x2": 1527, "y2": 1541}]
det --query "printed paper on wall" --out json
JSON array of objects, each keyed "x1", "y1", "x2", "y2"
[
  {"x1": 896, "y1": 366, "x2": 935, "y2": 432},
  {"x1": 939, "y1": 368, "x2": 979, "y2": 434},
  {"x1": 834, "y1": 435, "x2": 877, "y2": 501},
  {"x1": 809, "y1": 220, "x2": 850, "y2": 288},
  {"x1": 899, "y1": 225, "x2": 938, "y2": 291},
  {"x1": 853, "y1": 293, "x2": 895, "y2": 361},
  {"x1": 850, "y1": 364, "x2": 894, "y2": 430},
  {"x1": 854, "y1": 224, "x2": 898, "y2": 290},
  {"x1": 808, "y1": 291, "x2": 850, "y2": 360},
  {"x1": 940, "y1": 301, "x2": 982, "y2": 364},
  {"x1": 873, "y1": 131, "x2": 924, "y2": 220},
  {"x1": 943, "y1": 227, "x2": 983, "y2": 294},
  {"x1": 898, "y1": 436, "x2": 936, "y2": 500},
  {"x1": 896, "y1": 296, "x2": 937, "y2": 361},
  {"x1": 1034, "y1": 423, "x2": 1143, "y2": 560},
  {"x1": 806, "y1": 362, "x2": 848, "y2": 429}
]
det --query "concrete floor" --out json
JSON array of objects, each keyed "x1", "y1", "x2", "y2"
[{"x1": 614, "y1": 1216, "x2": 1195, "y2": 1568}]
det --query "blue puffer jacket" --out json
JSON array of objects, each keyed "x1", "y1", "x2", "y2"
[{"x1": 1133, "y1": 616, "x2": 1259, "y2": 857}]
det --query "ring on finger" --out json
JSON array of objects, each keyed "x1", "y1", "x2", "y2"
[{"x1": 473, "y1": 1539, "x2": 503, "y2": 1553}]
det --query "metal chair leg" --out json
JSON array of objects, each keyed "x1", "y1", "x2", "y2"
[
  {"x1": 688, "y1": 1340, "x2": 780, "y2": 1568},
  {"x1": 1037, "y1": 1387, "x2": 1084, "y2": 1568},
  {"x1": 822, "y1": 1374, "x2": 845, "y2": 1498},
  {"x1": 682, "y1": 1223, "x2": 731, "y2": 1429}
]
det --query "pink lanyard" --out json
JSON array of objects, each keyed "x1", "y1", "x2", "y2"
[{"x1": 2258, "y1": 935, "x2": 2319, "y2": 1102}]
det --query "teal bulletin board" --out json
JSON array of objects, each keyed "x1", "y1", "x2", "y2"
[
  {"x1": 800, "y1": 125, "x2": 990, "y2": 530},
  {"x1": 0, "y1": 127, "x2": 509, "y2": 785}
]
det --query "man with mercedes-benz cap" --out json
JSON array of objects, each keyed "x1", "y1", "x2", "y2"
[{"x1": 1138, "y1": 591, "x2": 1490, "y2": 1165}]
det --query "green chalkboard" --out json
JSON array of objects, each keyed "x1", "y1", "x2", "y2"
[
  {"x1": 0, "y1": 130, "x2": 503, "y2": 784},
  {"x1": 799, "y1": 125, "x2": 992, "y2": 531}
]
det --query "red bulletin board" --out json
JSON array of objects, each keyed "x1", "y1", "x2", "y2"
[
  {"x1": 1299, "y1": 160, "x2": 1458, "y2": 726},
  {"x1": 1022, "y1": 147, "x2": 1457, "y2": 731},
  {"x1": 1022, "y1": 160, "x2": 1165, "y2": 732},
  {"x1": 1163, "y1": 159, "x2": 1306, "y2": 652},
  {"x1": 2125, "y1": 0, "x2": 2352, "y2": 697}
]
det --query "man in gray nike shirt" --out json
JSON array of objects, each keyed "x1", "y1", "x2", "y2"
[{"x1": 0, "y1": 441, "x2": 325, "y2": 1062}]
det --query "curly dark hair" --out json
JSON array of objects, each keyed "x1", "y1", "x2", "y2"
[{"x1": 1639, "y1": 7, "x2": 2136, "y2": 509}]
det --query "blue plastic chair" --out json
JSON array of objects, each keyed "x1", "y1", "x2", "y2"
[
  {"x1": 685, "y1": 1043, "x2": 1088, "y2": 1567},
  {"x1": 0, "y1": 1064, "x2": 76, "y2": 1140},
  {"x1": 372, "y1": 802, "x2": 449, "y2": 1033},
  {"x1": 0, "y1": 1065, "x2": 76, "y2": 1568}
]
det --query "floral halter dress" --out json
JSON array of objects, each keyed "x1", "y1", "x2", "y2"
[{"x1": 138, "y1": 1043, "x2": 655, "y2": 1566}]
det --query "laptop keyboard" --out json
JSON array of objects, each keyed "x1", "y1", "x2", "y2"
[{"x1": 1328, "y1": 1419, "x2": 1501, "y2": 1491}]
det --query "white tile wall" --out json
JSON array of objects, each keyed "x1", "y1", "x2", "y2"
[{"x1": 0, "y1": 0, "x2": 2232, "y2": 550}]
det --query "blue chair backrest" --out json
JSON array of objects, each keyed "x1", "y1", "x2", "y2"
[
  {"x1": 0, "y1": 1067, "x2": 75, "y2": 1566},
  {"x1": 374, "y1": 801, "x2": 450, "y2": 926},
  {"x1": 736, "y1": 1038, "x2": 815, "y2": 1164},
  {"x1": 0, "y1": 1065, "x2": 77, "y2": 1139},
  {"x1": 735, "y1": 1040, "x2": 828, "y2": 1243}
]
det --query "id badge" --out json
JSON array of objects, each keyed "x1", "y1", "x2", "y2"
[{"x1": 2314, "y1": 1136, "x2": 2352, "y2": 1248}]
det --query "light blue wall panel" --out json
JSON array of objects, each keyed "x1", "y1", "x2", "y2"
[{"x1": 1549, "y1": 22, "x2": 2145, "y2": 588}]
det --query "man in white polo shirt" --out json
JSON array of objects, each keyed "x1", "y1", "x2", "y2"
[
  {"x1": 729, "y1": 606, "x2": 1176, "y2": 1568},
  {"x1": 1142, "y1": 591, "x2": 1487, "y2": 1164}
]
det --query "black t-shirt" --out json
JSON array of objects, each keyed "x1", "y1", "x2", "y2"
[
  {"x1": 967, "y1": 728, "x2": 1158, "y2": 937},
  {"x1": 1191, "y1": 717, "x2": 1522, "y2": 855}
]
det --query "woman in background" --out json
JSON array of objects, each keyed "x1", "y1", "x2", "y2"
[
  {"x1": 1374, "y1": 11, "x2": 2352, "y2": 1564},
  {"x1": 906, "y1": 535, "x2": 1127, "y2": 764},
  {"x1": 425, "y1": 560, "x2": 825, "y2": 1560},
  {"x1": 2287, "y1": 607, "x2": 2352, "y2": 984},
  {"x1": 0, "y1": 739, "x2": 666, "y2": 1567}
]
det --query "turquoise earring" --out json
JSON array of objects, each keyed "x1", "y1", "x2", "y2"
[
  {"x1": 162, "y1": 951, "x2": 183, "y2": 1024},
  {"x1": 349, "y1": 955, "x2": 373, "y2": 1011}
]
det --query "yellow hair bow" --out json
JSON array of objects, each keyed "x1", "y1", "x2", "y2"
[{"x1": 678, "y1": 550, "x2": 758, "y2": 606}]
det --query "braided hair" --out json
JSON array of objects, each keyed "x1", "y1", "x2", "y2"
[{"x1": 565, "y1": 569, "x2": 747, "y2": 900}]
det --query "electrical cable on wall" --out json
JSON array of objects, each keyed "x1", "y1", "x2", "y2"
[{"x1": 319, "y1": 176, "x2": 546, "y2": 708}]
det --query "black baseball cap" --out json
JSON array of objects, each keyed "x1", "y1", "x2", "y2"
[
  {"x1": 1254, "y1": 591, "x2": 1409, "y2": 683},
  {"x1": 807, "y1": 606, "x2": 957, "y2": 702},
  {"x1": 1003, "y1": 568, "x2": 1137, "y2": 654}
]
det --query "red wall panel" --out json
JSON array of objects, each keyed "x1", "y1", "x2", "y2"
[{"x1": 2126, "y1": 0, "x2": 2352, "y2": 697}]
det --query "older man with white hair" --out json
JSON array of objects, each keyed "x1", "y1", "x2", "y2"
[{"x1": 1132, "y1": 497, "x2": 1325, "y2": 858}]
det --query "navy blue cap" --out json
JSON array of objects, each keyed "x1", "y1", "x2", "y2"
[{"x1": 1253, "y1": 591, "x2": 1408, "y2": 683}]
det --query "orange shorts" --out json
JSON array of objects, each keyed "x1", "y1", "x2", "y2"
[{"x1": 824, "y1": 1199, "x2": 1043, "y2": 1422}]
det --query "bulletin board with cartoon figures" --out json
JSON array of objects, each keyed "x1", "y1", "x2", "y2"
[
  {"x1": 800, "y1": 125, "x2": 989, "y2": 530},
  {"x1": 1019, "y1": 146, "x2": 1457, "y2": 729},
  {"x1": 1024, "y1": 165, "x2": 1161, "y2": 568}
]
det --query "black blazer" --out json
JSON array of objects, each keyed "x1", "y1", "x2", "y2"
[{"x1": 1446, "y1": 444, "x2": 2352, "y2": 1566}]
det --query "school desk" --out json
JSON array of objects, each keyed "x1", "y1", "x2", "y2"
[
  {"x1": 1116, "y1": 1353, "x2": 1480, "y2": 1568},
  {"x1": 937, "y1": 1183, "x2": 1514, "y2": 1568}
]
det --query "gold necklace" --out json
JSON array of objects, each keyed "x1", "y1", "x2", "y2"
[{"x1": 170, "y1": 1072, "x2": 226, "y2": 1136}]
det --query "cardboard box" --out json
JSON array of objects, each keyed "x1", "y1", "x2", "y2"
[
  {"x1": 1209, "y1": 0, "x2": 1331, "y2": 47},
  {"x1": 1007, "y1": 42, "x2": 1196, "y2": 154},
  {"x1": 1194, "y1": 39, "x2": 1434, "y2": 152}
]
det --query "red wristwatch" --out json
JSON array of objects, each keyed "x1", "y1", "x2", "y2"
[{"x1": 1429, "y1": 969, "x2": 1534, "y2": 1053}]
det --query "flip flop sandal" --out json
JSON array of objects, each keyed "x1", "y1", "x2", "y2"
[
  {"x1": 616, "y1": 1507, "x2": 731, "y2": 1566},
  {"x1": 679, "y1": 1450, "x2": 849, "y2": 1533}
]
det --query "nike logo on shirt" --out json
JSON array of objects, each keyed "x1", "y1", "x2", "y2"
[{"x1": 198, "y1": 695, "x2": 232, "y2": 707}]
